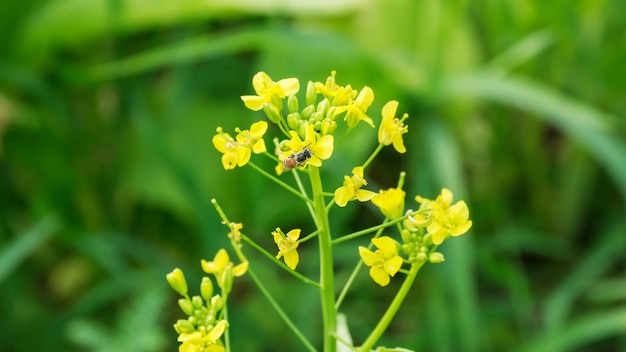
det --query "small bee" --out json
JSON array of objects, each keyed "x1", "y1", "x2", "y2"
[{"x1": 283, "y1": 147, "x2": 313, "y2": 169}]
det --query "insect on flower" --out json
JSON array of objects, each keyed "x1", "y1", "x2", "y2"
[{"x1": 283, "y1": 147, "x2": 312, "y2": 169}]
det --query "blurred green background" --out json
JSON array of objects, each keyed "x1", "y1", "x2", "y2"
[{"x1": 1, "y1": 0, "x2": 626, "y2": 351}]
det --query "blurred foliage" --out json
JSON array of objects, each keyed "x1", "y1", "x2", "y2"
[{"x1": 1, "y1": 0, "x2": 626, "y2": 351}]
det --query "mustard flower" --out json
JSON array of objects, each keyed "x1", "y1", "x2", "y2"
[
  {"x1": 201, "y1": 249, "x2": 248, "y2": 289},
  {"x1": 334, "y1": 166, "x2": 376, "y2": 207},
  {"x1": 314, "y1": 71, "x2": 357, "y2": 106},
  {"x1": 272, "y1": 228, "x2": 301, "y2": 270},
  {"x1": 378, "y1": 100, "x2": 409, "y2": 153},
  {"x1": 241, "y1": 71, "x2": 300, "y2": 111},
  {"x1": 235, "y1": 120, "x2": 268, "y2": 154},
  {"x1": 371, "y1": 187, "x2": 406, "y2": 220},
  {"x1": 415, "y1": 188, "x2": 472, "y2": 245},
  {"x1": 212, "y1": 128, "x2": 249, "y2": 170},
  {"x1": 285, "y1": 123, "x2": 334, "y2": 168},
  {"x1": 342, "y1": 86, "x2": 375, "y2": 128},
  {"x1": 358, "y1": 236, "x2": 403, "y2": 286}
]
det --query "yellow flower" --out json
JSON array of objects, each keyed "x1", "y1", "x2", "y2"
[
  {"x1": 378, "y1": 101, "x2": 409, "y2": 153},
  {"x1": 371, "y1": 187, "x2": 406, "y2": 220},
  {"x1": 334, "y1": 166, "x2": 376, "y2": 207},
  {"x1": 358, "y1": 236, "x2": 403, "y2": 286},
  {"x1": 285, "y1": 124, "x2": 334, "y2": 168},
  {"x1": 236, "y1": 120, "x2": 268, "y2": 154},
  {"x1": 241, "y1": 71, "x2": 300, "y2": 111},
  {"x1": 272, "y1": 228, "x2": 301, "y2": 270},
  {"x1": 201, "y1": 249, "x2": 248, "y2": 288},
  {"x1": 212, "y1": 121, "x2": 268, "y2": 170},
  {"x1": 314, "y1": 71, "x2": 357, "y2": 106},
  {"x1": 415, "y1": 188, "x2": 472, "y2": 245},
  {"x1": 212, "y1": 128, "x2": 250, "y2": 170},
  {"x1": 342, "y1": 86, "x2": 375, "y2": 128}
]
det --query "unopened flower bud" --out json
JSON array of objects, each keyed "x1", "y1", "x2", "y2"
[
  {"x1": 166, "y1": 268, "x2": 188, "y2": 296},
  {"x1": 428, "y1": 252, "x2": 445, "y2": 263},
  {"x1": 262, "y1": 102, "x2": 282, "y2": 124},
  {"x1": 174, "y1": 319, "x2": 195, "y2": 333},
  {"x1": 200, "y1": 277, "x2": 214, "y2": 301},
  {"x1": 320, "y1": 118, "x2": 336, "y2": 135},
  {"x1": 316, "y1": 98, "x2": 329, "y2": 115},
  {"x1": 191, "y1": 295, "x2": 204, "y2": 309},
  {"x1": 306, "y1": 81, "x2": 317, "y2": 106},
  {"x1": 401, "y1": 229, "x2": 413, "y2": 244},
  {"x1": 287, "y1": 113, "x2": 301, "y2": 130},
  {"x1": 416, "y1": 252, "x2": 427, "y2": 263},
  {"x1": 310, "y1": 111, "x2": 323, "y2": 122},
  {"x1": 210, "y1": 295, "x2": 224, "y2": 311},
  {"x1": 301, "y1": 104, "x2": 315, "y2": 119},
  {"x1": 287, "y1": 94, "x2": 299, "y2": 113},
  {"x1": 178, "y1": 298, "x2": 194, "y2": 315}
]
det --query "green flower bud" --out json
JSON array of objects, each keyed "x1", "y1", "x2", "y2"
[
  {"x1": 174, "y1": 319, "x2": 196, "y2": 333},
  {"x1": 178, "y1": 298, "x2": 194, "y2": 315},
  {"x1": 166, "y1": 268, "x2": 188, "y2": 296},
  {"x1": 306, "y1": 81, "x2": 317, "y2": 106},
  {"x1": 313, "y1": 120, "x2": 322, "y2": 132},
  {"x1": 287, "y1": 113, "x2": 302, "y2": 130},
  {"x1": 401, "y1": 229, "x2": 413, "y2": 244},
  {"x1": 191, "y1": 295, "x2": 204, "y2": 309},
  {"x1": 428, "y1": 252, "x2": 445, "y2": 263},
  {"x1": 401, "y1": 243, "x2": 412, "y2": 256},
  {"x1": 287, "y1": 94, "x2": 299, "y2": 113},
  {"x1": 310, "y1": 111, "x2": 323, "y2": 122},
  {"x1": 210, "y1": 295, "x2": 224, "y2": 311},
  {"x1": 316, "y1": 98, "x2": 329, "y2": 115},
  {"x1": 322, "y1": 119, "x2": 337, "y2": 135},
  {"x1": 262, "y1": 102, "x2": 282, "y2": 124},
  {"x1": 201, "y1": 277, "x2": 214, "y2": 301},
  {"x1": 416, "y1": 252, "x2": 427, "y2": 263},
  {"x1": 301, "y1": 104, "x2": 315, "y2": 119}
]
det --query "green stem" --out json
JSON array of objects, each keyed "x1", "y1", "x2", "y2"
[
  {"x1": 247, "y1": 161, "x2": 312, "y2": 204},
  {"x1": 331, "y1": 215, "x2": 407, "y2": 246},
  {"x1": 309, "y1": 166, "x2": 336, "y2": 352},
  {"x1": 246, "y1": 266, "x2": 318, "y2": 352},
  {"x1": 222, "y1": 297, "x2": 231, "y2": 352},
  {"x1": 362, "y1": 143, "x2": 384, "y2": 170},
  {"x1": 359, "y1": 263, "x2": 422, "y2": 351},
  {"x1": 241, "y1": 235, "x2": 320, "y2": 288}
]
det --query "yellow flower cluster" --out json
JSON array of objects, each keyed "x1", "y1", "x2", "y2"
[
  {"x1": 358, "y1": 188, "x2": 472, "y2": 286},
  {"x1": 166, "y1": 248, "x2": 248, "y2": 352},
  {"x1": 212, "y1": 71, "x2": 410, "y2": 174}
]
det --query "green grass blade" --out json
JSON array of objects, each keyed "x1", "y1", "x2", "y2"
[
  {"x1": 0, "y1": 215, "x2": 59, "y2": 283},
  {"x1": 440, "y1": 71, "x2": 626, "y2": 200}
]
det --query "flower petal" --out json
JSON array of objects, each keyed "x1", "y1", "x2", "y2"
[{"x1": 369, "y1": 266, "x2": 390, "y2": 286}]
